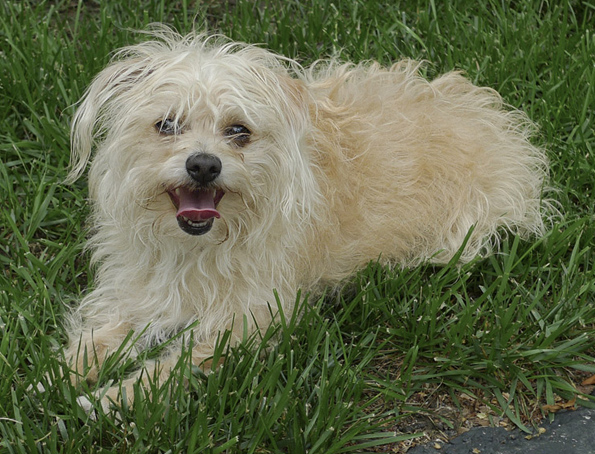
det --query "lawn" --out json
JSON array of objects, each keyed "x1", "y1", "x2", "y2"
[{"x1": 1, "y1": 0, "x2": 594, "y2": 452}]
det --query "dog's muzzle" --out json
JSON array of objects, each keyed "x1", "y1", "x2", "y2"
[{"x1": 167, "y1": 153, "x2": 225, "y2": 236}]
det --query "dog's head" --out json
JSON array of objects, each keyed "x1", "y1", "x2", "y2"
[{"x1": 70, "y1": 29, "x2": 318, "y2": 243}]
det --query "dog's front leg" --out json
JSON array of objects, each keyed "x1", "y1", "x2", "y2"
[
  {"x1": 81, "y1": 303, "x2": 280, "y2": 415},
  {"x1": 77, "y1": 340, "x2": 222, "y2": 416},
  {"x1": 65, "y1": 320, "x2": 136, "y2": 386}
]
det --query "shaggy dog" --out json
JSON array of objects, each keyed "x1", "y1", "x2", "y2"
[{"x1": 66, "y1": 28, "x2": 548, "y2": 412}]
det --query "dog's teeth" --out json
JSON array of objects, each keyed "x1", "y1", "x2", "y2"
[
  {"x1": 182, "y1": 217, "x2": 206, "y2": 227},
  {"x1": 175, "y1": 188, "x2": 180, "y2": 196}
]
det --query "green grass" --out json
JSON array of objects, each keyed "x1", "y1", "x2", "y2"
[{"x1": 1, "y1": 0, "x2": 594, "y2": 452}]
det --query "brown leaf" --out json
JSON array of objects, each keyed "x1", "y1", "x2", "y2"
[
  {"x1": 581, "y1": 374, "x2": 595, "y2": 386},
  {"x1": 542, "y1": 396, "x2": 577, "y2": 413}
]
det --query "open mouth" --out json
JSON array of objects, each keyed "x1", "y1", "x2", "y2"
[{"x1": 167, "y1": 186, "x2": 225, "y2": 235}]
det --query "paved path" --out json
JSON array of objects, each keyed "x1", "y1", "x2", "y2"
[{"x1": 408, "y1": 405, "x2": 595, "y2": 454}]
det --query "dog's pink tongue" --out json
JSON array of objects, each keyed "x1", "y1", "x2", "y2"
[{"x1": 176, "y1": 187, "x2": 221, "y2": 221}]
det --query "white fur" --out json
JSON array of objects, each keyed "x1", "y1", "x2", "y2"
[{"x1": 65, "y1": 28, "x2": 550, "y2": 409}]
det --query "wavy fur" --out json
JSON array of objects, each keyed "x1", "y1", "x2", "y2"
[{"x1": 66, "y1": 28, "x2": 550, "y2": 411}]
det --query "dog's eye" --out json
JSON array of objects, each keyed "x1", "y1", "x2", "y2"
[
  {"x1": 155, "y1": 118, "x2": 181, "y2": 135},
  {"x1": 223, "y1": 124, "x2": 251, "y2": 147}
]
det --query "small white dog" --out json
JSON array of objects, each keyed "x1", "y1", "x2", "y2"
[{"x1": 66, "y1": 28, "x2": 548, "y2": 411}]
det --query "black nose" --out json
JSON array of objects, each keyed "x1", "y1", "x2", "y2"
[{"x1": 185, "y1": 153, "x2": 222, "y2": 185}]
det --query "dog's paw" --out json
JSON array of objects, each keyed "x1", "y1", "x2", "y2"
[
  {"x1": 76, "y1": 381, "x2": 123, "y2": 420},
  {"x1": 26, "y1": 370, "x2": 64, "y2": 396},
  {"x1": 26, "y1": 381, "x2": 48, "y2": 393},
  {"x1": 76, "y1": 394, "x2": 112, "y2": 420}
]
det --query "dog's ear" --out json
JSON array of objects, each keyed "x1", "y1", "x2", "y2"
[
  {"x1": 67, "y1": 60, "x2": 151, "y2": 183},
  {"x1": 277, "y1": 75, "x2": 310, "y2": 128},
  {"x1": 271, "y1": 74, "x2": 321, "y2": 222}
]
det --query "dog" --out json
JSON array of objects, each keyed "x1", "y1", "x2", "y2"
[{"x1": 65, "y1": 27, "x2": 549, "y2": 413}]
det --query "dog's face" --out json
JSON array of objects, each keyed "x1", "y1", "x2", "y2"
[{"x1": 71, "y1": 36, "x2": 316, "y2": 243}]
